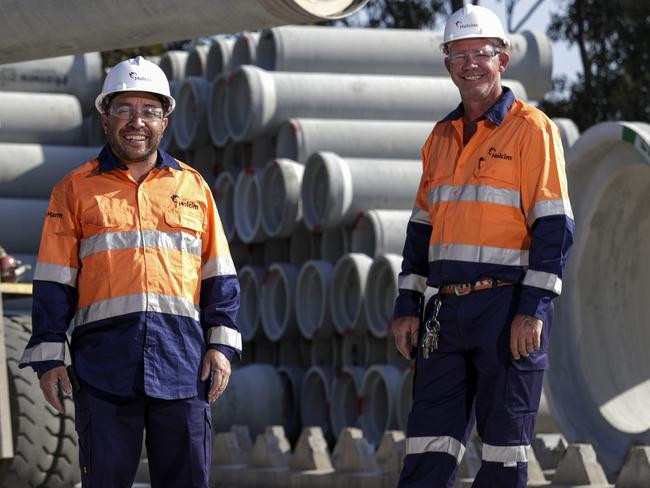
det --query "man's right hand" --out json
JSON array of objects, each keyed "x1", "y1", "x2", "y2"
[
  {"x1": 392, "y1": 316, "x2": 420, "y2": 360},
  {"x1": 40, "y1": 366, "x2": 72, "y2": 413}
]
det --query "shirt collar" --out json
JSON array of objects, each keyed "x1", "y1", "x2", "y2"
[
  {"x1": 441, "y1": 86, "x2": 516, "y2": 126},
  {"x1": 97, "y1": 144, "x2": 182, "y2": 173}
]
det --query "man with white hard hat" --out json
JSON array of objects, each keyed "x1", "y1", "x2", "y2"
[
  {"x1": 19, "y1": 56, "x2": 241, "y2": 487},
  {"x1": 392, "y1": 5, "x2": 573, "y2": 487}
]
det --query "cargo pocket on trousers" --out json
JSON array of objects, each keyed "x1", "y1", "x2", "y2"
[
  {"x1": 75, "y1": 409, "x2": 92, "y2": 481},
  {"x1": 504, "y1": 352, "x2": 548, "y2": 416}
]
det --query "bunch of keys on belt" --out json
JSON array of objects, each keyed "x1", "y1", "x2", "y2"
[{"x1": 422, "y1": 295, "x2": 442, "y2": 359}]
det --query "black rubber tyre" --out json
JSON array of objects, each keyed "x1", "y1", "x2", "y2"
[{"x1": 1, "y1": 314, "x2": 79, "y2": 488}]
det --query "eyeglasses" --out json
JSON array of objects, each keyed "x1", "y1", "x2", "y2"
[
  {"x1": 447, "y1": 47, "x2": 500, "y2": 65},
  {"x1": 108, "y1": 104, "x2": 164, "y2": 122}
]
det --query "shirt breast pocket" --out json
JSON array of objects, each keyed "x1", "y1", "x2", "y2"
[
  {"x1": 164, "y1": 209, "x2": 204, "y2": 236},
  {"x1": 473, "y1": 157, "x2": 519, "y2": 186}
]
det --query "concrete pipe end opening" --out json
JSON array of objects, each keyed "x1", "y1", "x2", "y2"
[
  {"x1": 214, "y1": 172, "x2": 236, "y2": 241},
  {"x1": 256, "y1": 29, "x2": 277, "y2": 71},
  {"x1": 300, "y1": 366, "x2": 336, "y2": 442},
  {"x1": 233, "y1": 169, "x2": 265, "y2": 243},
  {"x1": 173, "y1": 77, "x2": 209, "y2": 151},
  {"x1": 206, "y1": 38, "x2": 235, "y2": 82},
  {"x1": 397, "y1": 367, "x2": 414, "y2": 432},
  {"x1": 291, "y1": 0, "x2": 370, "y2": 19},
  {"x1": 275, "y1": 119, "x2": 304, "y2": 162},
  {"x1": 159, "y1": 50, "x2": 188, "y2": 83},
  {"x1": 261, "y1": 263, "x2": 299, "y2": 342},
  {"x1": 231, "y1": 32, "x2": 260, "y2": 70},
  {"x1": 208, "y1": 76, "x2": 231, "y2": 146},
  {"x1": 237, "y1": 265, "x2": 265, "y2": 342},
  {"x1": 359, "y1": 365, "x2": 401, "y2": 447},
  {"x1": 225, "y1": 65, "x2": 274, "y2": 142},
  {"x1": 295, "y1": 260, "x2": 334, "y2": 339},
  {"x1": 260, "y1": 158, "x2": 304, "y2": 238},
  {"x1": 350, "y1": 211, "x2": 379, "y2": 257},
  {"x1": 302, "y1": 151, "x2": 352, "y2": 230},
  {"x1": 185, "y1": 45, "x2": 209, "y2": 78},
  {"x1": 364, "y1": 253, "x2": 402, "y2": 339},
  {"x1": 278, "y1": 366, "x2": 305, "y2": 442},
  {"x1": 546, "y1": 121, "x2": 650, "y2": 473},
  {"x1": 330, "y1": 253, "x2": 373, "y2": 334},
  {"x1": 330, "y1": 367, "x2": 365, "y2": 439}
]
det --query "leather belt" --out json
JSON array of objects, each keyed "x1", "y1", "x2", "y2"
[{"x1": 439, "y1": 278, "x2": 514, "y2": 296}]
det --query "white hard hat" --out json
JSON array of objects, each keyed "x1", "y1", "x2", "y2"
[
  {"x1": 441, "y1": 4, "x2": 510, "y2": 53},
  {"x1": 95, "y1": 56, "x2": 175, "y2": 115}
]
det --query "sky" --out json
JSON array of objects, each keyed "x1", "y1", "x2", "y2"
[{"x1": 480, "y1": 0, "x2": 582, "y2": 82}]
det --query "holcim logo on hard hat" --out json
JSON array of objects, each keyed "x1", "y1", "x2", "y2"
[
  {"x1": 456, "y1": 20, "x2": 479, "y2": 29},
  {"x1": 128, "y1": 71, "x2": 153, "y2": 82}
]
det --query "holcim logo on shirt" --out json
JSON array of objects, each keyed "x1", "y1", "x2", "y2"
[
  {"x1": 455, "y1": 20, "x2": 479, "y2": 30},
  {"x1": 129, "y1": 72, "x2": 153, "y2": 82},
  {"x1": 488, "y1": 147, "x2": 513, "y2": 160},
  {"x1": 171, "y1": 194, "x2": 199, "y2": 210}
]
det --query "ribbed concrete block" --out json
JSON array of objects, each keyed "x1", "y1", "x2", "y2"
[
  {"x1": 159, "y1": 50, "x2": 188, "y2": 82},
  {"x1": 301, "y1": 366, "x2": 336, "y2": 443},
  {"x1": 615, "y1": 445, "x2": 650, "y2": 488},
  {"x1": 211, "y1": 432, "x2": 247, "y2": 486},
  {"x1": 231, "y1": 32, "x2": 261, "y2": 69},
  {"x1": 248, "y1": 425, "x2": 292, "y2": 468},
  {"x1": 532, "y1": 433, "x2": 568, "y2": 471},
  {"x1": 330, "y1": 253, "x2": 373, "y2": 334},
  {"x1": 526, "y1": 446, "x2": 549, "y2": 485},
  {"x1": 174, "y1": 77, "x2": 211, "y2": 150},
  {"x1": 301, "y1": 152, "x2": 421, "y2": 230},
  {"x1": 260, "y1": 158, "x2": 304, "y2": 238},
  {"x1": 276, "y1": 118, "x2": 432, "y2": 164},
  {"x1": 290, "y1": 427, "x2": 333, "y2": 471},
  {"x1": 237, "y1": 265, "x2": 265, "y2": 342},
  {"x1": 257, "y1": 26, "x2": 551, "y2": 99},
  {"x1": 332, "y1": 428, "x2": 379, "y2": 473},
  {"x1": 261, "y1": 263, "x2": 300, "y2": 341},
  {"x1": 296, "y1": 260, "x2": 335, "y2": 339},
  {"x1": 206, "y1": 38, "x2": 235, "y2": 81},
  {"x1": 351, "y1": 209, "x2": 410, "y2": 258},
  {"x1": 375, "y1": 430, "x2": 406, "y2": 474},
  {"x1": 232, "y1": 424, "x2": 254, "y2": 455},
  {"x1": 552, "y1": 444, "x2": 611, "y2": 487},
  {"x1": 185, "y1": 44, "x2": 209, "y2": 78},
  {"x1": 330, "y1": 367, "x2": 365, "y2": 438},
  {"x1": 225, "y1": 65, "x2": 527, "y2": 141},
  {"x1": 364, "y1": 253, "x2": 402, "y2": 339},
  {"x1": 359, "y1": 365, "x2": 401, "y2": 447}
]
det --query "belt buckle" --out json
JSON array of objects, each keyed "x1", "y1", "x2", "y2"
[{"x1": 454, "y1": 284, "x2": 472, "y2": 296}]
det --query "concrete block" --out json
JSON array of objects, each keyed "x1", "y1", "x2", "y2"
[
  {"x1": 615, "y1": 445, "x2": 650, "y2": 488},
  {"x1": 458, "y1": 436, "x2": 482, "y2": 479},
  {"x1": 332, "y1": 427, "x2": 380, "y2": 473},
  {"x1": 247, "y1": 425, "x2": 291, "y2": 469},
  {"x1": 290, "y1": 427, "x2": 333, "y2": 471},
  {"x1": 214, "y1": 432, "x2": 247, "y2": 466},
  {"x1": 212, "y1": 464, "x2": 248, "y2": 486},
  {"x1": 533, "y1": 433, "x2": 568, "y2": 470},
  {"x1": 376, "y1": 430, "x2": 406, "y2": 474},
  {"x1": 527, "y1": 445, "x2": 550, "y2": 485},
  {"x1": 551, "y1": 444, "x2": 613, "y2": 487},
  {"x1": 232, "y1": 424, "x2": 254, "y2": 456}
]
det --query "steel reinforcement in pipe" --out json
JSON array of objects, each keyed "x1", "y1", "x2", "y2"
[
  {"x1": 174, "y1": 77, "x2": 211, "y2": 150},
  {"x1": 359, "y1": 365, "x2": 402, "y2": 447},
  {"x1": 330, "y1": 253, "x2": 373, "y2": 334},
  {"x1": 0, "y1": 144, "x2": 101, "y2": 199},
  {"x1": 260, "y1": 262, "x2": 300, "y2": 342},
  {"x1": 260, "y1": 159, "x2": 304, "y2": 238},
  {"x1": 206, "y1": 38, "x2": 236, "y2": 82},
  {"x1": 0, "y1": 52, "x2": 103, "y2": 113},
  {"x1": 230, "y1": 32, "x2": 261, "y2": 70},
  {"x1": 364, "y1": 253, "x2": 402, "y2": 339},
  {"x1": 295, "y1": 260, "x2": 334, "y2": 339},
  {"x1": 330, "y1": 366, "x2": 365, "y2": 438},
  {"x1": 301, "y1": 152, "x2": 421, "y2": 230},
  {"x1": 233, "y1": 168, "x2": 267, "y2": 243},
  {"x1": 0, "y1": 1, "x2": 370, "y2": 64},
  {"x1": 185, "y1": 44, "x2": 210, "y2": 78},
  {"x1": 256, "y1": 26, "x2": 551, "y2": 100},
  {"x1": 237, "y1": 265, "x2": 266, "y2": 342},
  {"x1": 225, "y1": 65, "x2": 527, "y2": 141},
  {"x1": 0, "y1": 92, "x2": 83, "y2": 145},
  {"x1": 350, "y1": 209, "x2": 411, "y2": 258},
  {"x1": 275, "y1": 118, "x2": 432, "y2": 164},
  {"x1": 300, "y1": 366, "x2": 336, "y2": 443},
  {"x1": 546, "y1": 121, "x2": 650, "y2": 474}
]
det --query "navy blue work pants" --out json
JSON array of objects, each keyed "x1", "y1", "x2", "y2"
[
  {"x1": 398, "y1": 285, "x2": 550, "y2": 488},
  {"x1": 74, "y1": 382, "x2": 212, "y2": 488}
]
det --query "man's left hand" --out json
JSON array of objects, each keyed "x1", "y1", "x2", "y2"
[
  {"x1": 201, "y1": 349, "x2": 231, "y2": 404},
  {"x1": 510, "y1": 314, "x2": 543, "y2": 360}
]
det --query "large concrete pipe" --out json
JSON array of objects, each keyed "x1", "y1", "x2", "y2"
[
  {"x1": 257, "y1": 26, "x2": 551, "y2": 100},
  {"x1": 160, "y1": 81, "x2": 180, "y2": 153},
  {"x1": 289, "y1": 223, "x2": 321, "y2": 266},
  {"x1": 330, "y1": 253, "x2": 373, "y2": 335},
  {"x1": 386, "y1": 336, "x2": 410, "y2": 370},
  {"x1": 206, "y1": 38, "x2": 236, "y2": 81},
  {"x1": 341, "y1": 333, "x2": 384, "y2": 367},
  {"x1": 350, "y1": 209, "x2": 411, "y2": 258},
  {"x1": 0, "y1": 92, "x2": 82, "y2": 145},
  {"x1": 301, "y1": 366, "x2": 336, "y2": 443},
  {"x1": 301, "y1": 152, "x2": 421, "y2": 230},
  {"x1": 330, "y1": 367, "x2": 365, "y2": 438},
  {"x1": 82, "y1": 113, "x2": 105, "y2": 147},
  {"x1": 398, "y1": 367, "x2": 414, "y2": 432},
  {"x1": 0, "y1": 144, "x2": 101, "y2": 199},
  {"x1": 208, "y1": 76, "x2": 231, "y2": 146},
  {"x1": 237, "y1": 265, "x2": 265, "y2": 342},
  {"x1": 250, "y1": 336, "x2": 278, "y2": 365},
  {"x1": 185, "y1": 44, "x2": 210, "y2": 78},
  {"x1": 546, "y1": 121, "x2": 650, "y2": 474},
  {"x1": 295, "y1": 260, "x2": 334, "y2": 339},
  {"x1": 359, "y1": 365, "x2": 402, "y2": 447},
  {"x1": 230, "y1": 32, "x2": 261, "y2": 70},
  {"x1": 213, "y1": 171, "x2": 237, "y2": 241},
  {"x1": 174, "y1": 77, "x2": 211, "y2": 150},
  {"x1": 0, "y1": 53, "x2": 103, "y2": 113},
  {"x1": 260, "y1": 262, "x2": 300, "y2": 342},
  {"x1": 260, "y1": 159, "x2": 304, "y2": 238},
  {"x1": 364, "y1": 253, "x2": 402, "y2": 339},
  {"x1": 552, "y1": 117, "x2": 581, "y2": 153},
  {"x1": 233, "y1": 169, "x2": 267, "y2": 243},
  {"x1": 186, "y1": 143, "x2": 220, "y2": 183},
  {"x1": 213, "y1": 364, "x2": 284, "y2": 437},
  {"x1": 277, "y1": 366, "x2": 305, "y2": 442},
  {"x1": 320, "y1": 226, "x2": 351, "y2": 264},
  {"x1": 225, "y1": 65, "x2": 527, "y2": 141},
  {"x1": 159, "y1": 50, "x2": 189, "y2": 82},
  {"x1": 276, "y1": 118, "x2": 432, "y2": 164}
]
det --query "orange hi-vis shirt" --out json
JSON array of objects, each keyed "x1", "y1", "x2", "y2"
[
  {"x1": 20, "y1": 146, "x2": 240, "y2": 399},
  {"x1": 394, "y1": 88, "x2": 574, "y2": 320}
]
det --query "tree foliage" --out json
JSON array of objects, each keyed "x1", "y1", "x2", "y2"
[{"x1": 539, "y1": 0, "x2": 650, "y2": 129}]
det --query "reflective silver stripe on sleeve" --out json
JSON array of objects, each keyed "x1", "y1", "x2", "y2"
[
  {"x1": 523, "y1": 270, "x2": 562, "y2": 294},
  {"x1": 207, "y1": 326, "x2": 242, "y2": 351},
  {"x1": 410, "y1": 208, "x2": 431, "y2": 225},
  {"x1": 34, "y1": 263, "x2": 78, "y2": 287},
  {"x1": 79, "y1": 230, "x2": 202, "y2": 259},
  {"x1": 71, "y1": 293, "x2": 200, "y2": 329},
  {"x1": 429, "y1": 185, "x2": 521, "y2": 209},
  {"x1": 202, "y1": 257, "x2": 237, "y2": 279},
  {"x1": 405, "y1": 436, "x2": 466, "y2": 464},
  {"x1": 19, "y1": 342, "x2": 65, "y2": 364},
  {"x1": 482, "y1": 443, "x2": 528, "y2": 465},
  {"x1": 527, "y1": 199, "x2": 574, "y2": 226},
  {"x1": 398, "y1": 273, "x2": 428, "y2": 293},
  {"x1": 429, "y1": 244, "x2": 529, "y2": 267}
]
